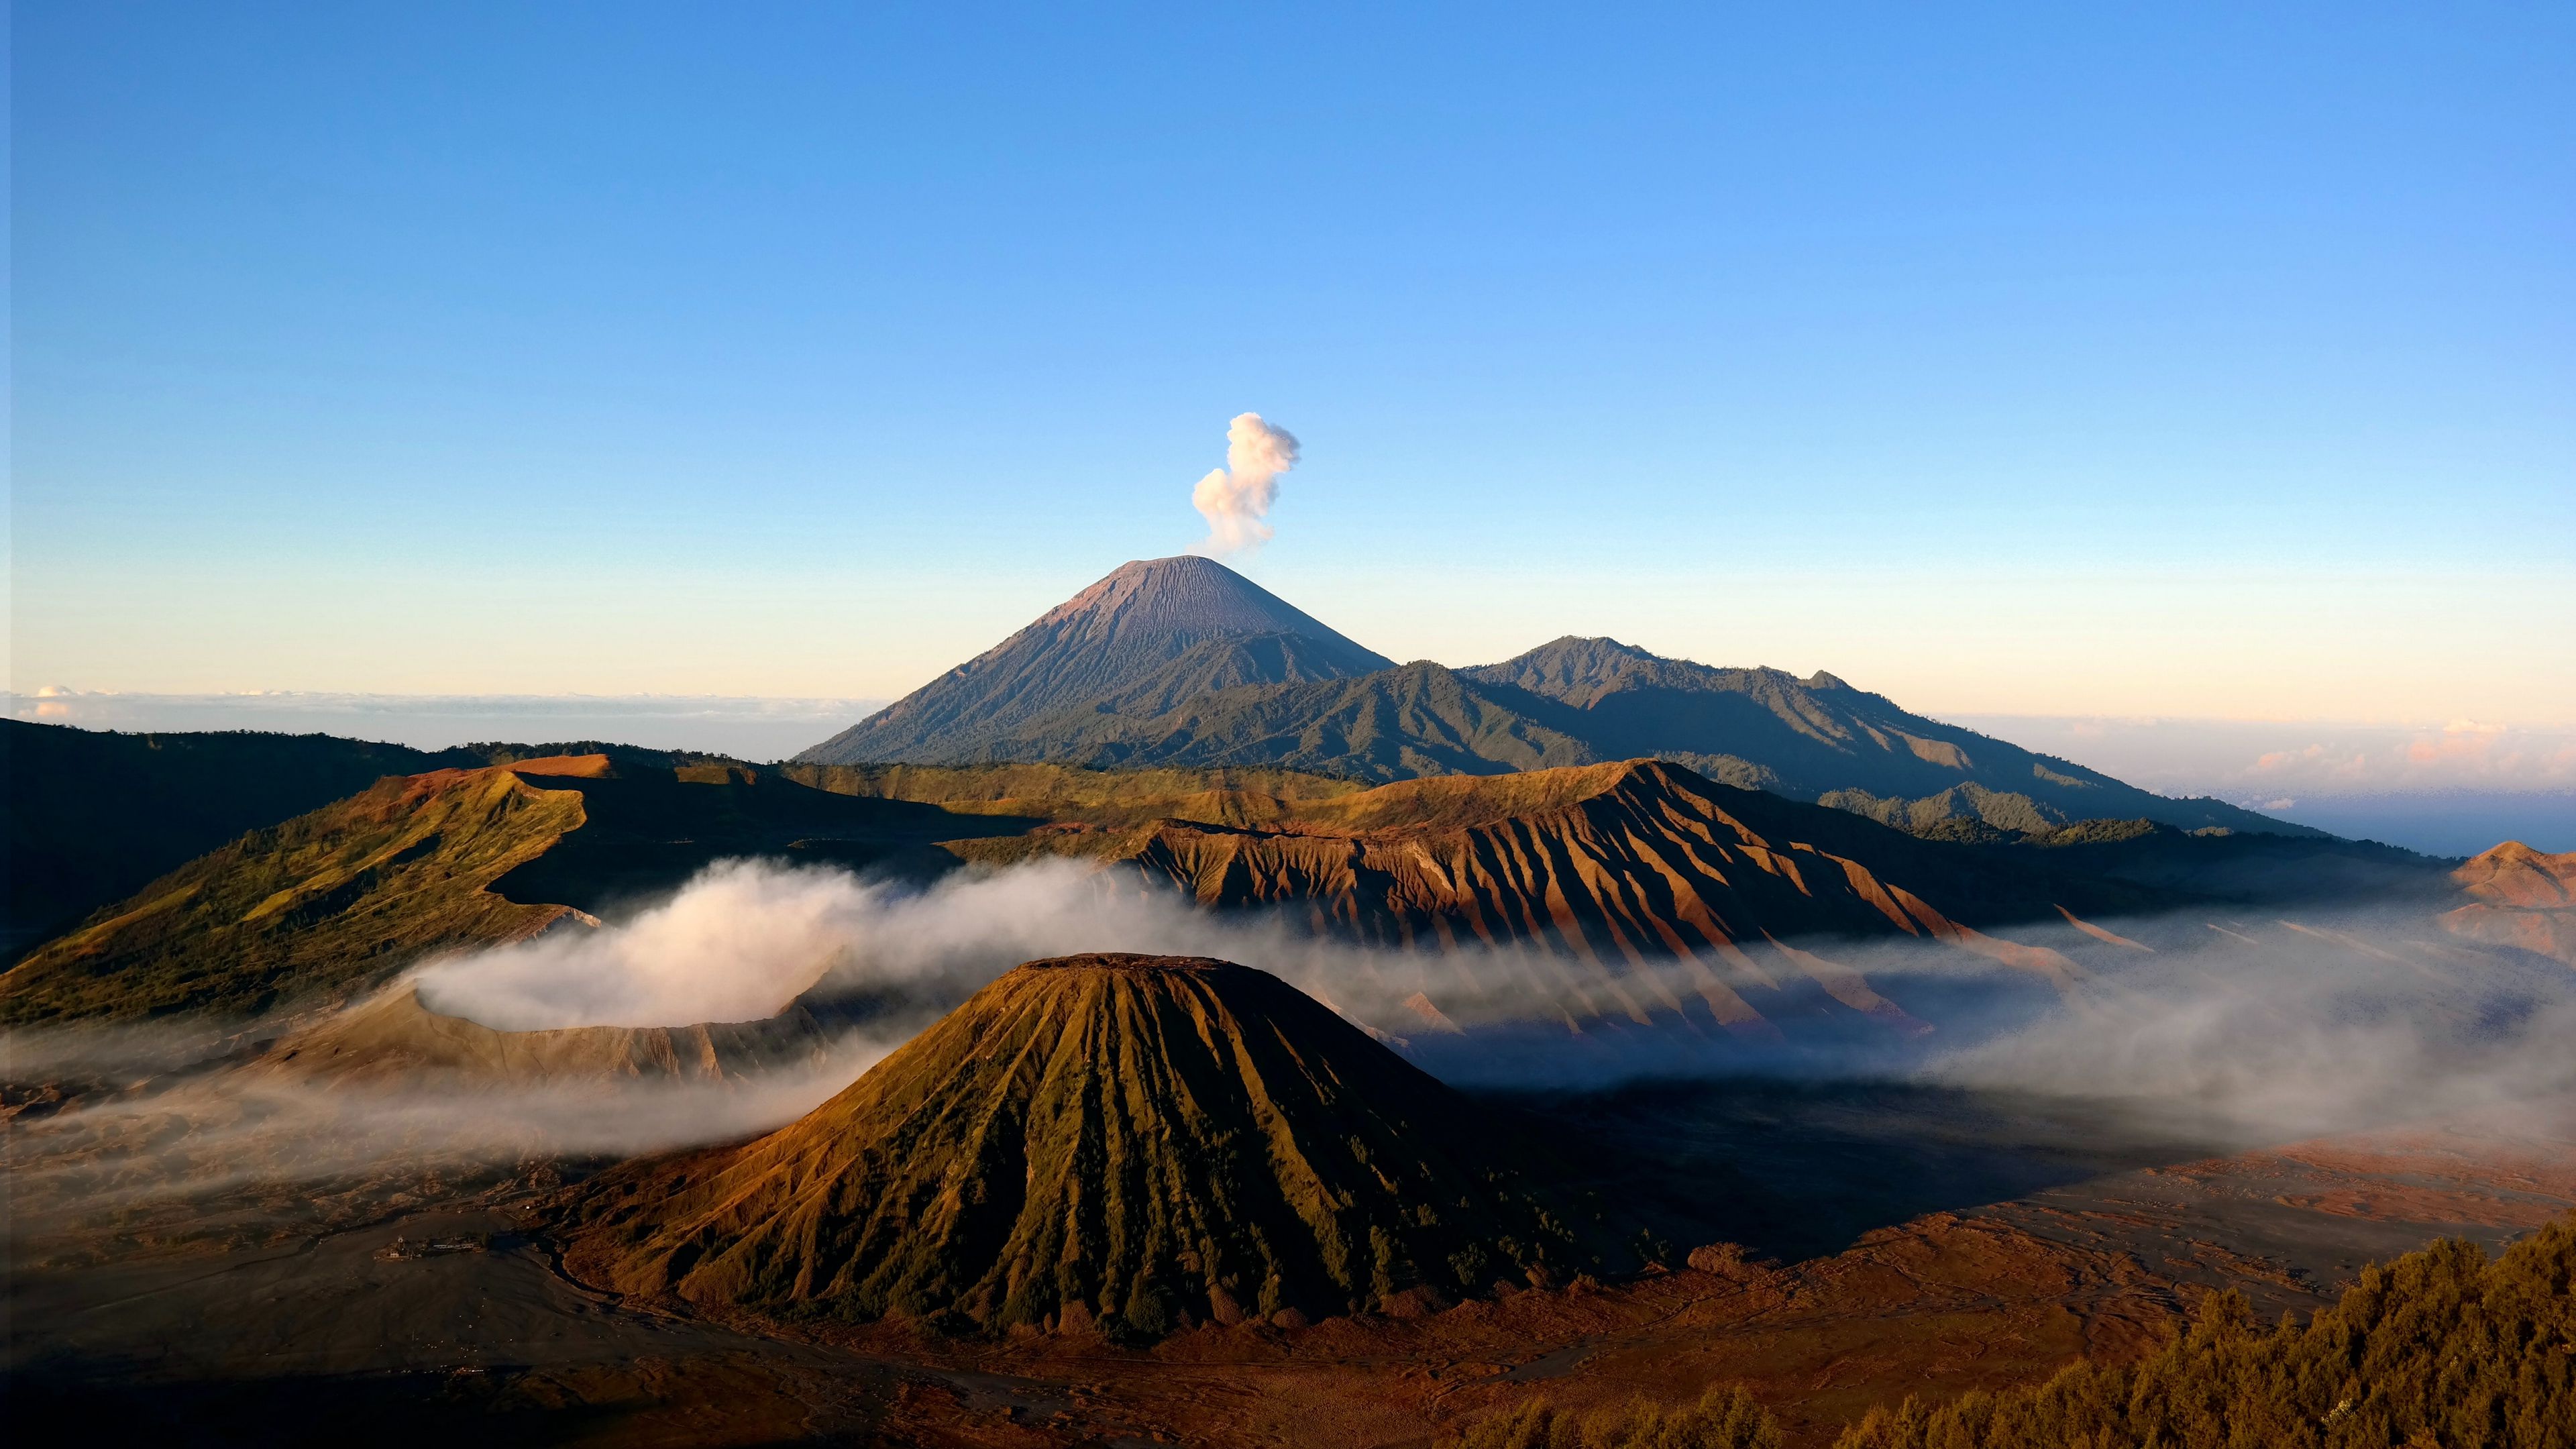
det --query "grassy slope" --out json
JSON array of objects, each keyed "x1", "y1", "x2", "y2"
[
  {"x1": 0, "y1": 764, "x2": 583, "y2": 1024},
  {"x1": 1834, "y1": 1213, "x2": 2575, "y2": 1449},
  {"x1": 780, "y1": 757, "x2": 1368, "y2": 828},
  {"x1": 3, "y1": 720, "x2": 480, "y2": 957},
  {"x1": 0, "y1": 755, "x2": 1049, "y2": 1025}
]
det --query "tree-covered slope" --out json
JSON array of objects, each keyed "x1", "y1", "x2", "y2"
[{"x1": 1834, "y1": 1212, "x2": 2576, "y2": 1449}]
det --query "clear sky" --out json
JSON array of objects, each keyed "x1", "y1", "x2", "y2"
[{"x1": 12, "y1": 3, "x2": 2572, "y2": 724}]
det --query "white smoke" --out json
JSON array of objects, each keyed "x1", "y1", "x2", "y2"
[
  {"x1": 413, "y1": 859, "x2": 870, "y2": 1030},
  {"x1": 1189, "y1": 412, "x2": 1299, "y2": 557},
  {"x1": 404, "y1": 857, "x2": 2576, "y2": 1144}
]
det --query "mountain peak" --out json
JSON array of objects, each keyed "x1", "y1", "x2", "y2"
[
  {"x1": 558, "y1": 951, "x2": 1611, "y2": 1336},
  {"x1": 1029, "y1": 555, "x2": 1364, "y2": 649},
  {"x1": 796, "y1": 558, "x2": 1393, "y2": 765}
]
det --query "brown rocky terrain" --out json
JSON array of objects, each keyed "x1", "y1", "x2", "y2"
[
  {"x1": 962, "y1": 760, "x2": 2121, "y2": 1042},
  {"x1": 559, "y1": 954, "x2": 1623, "y2": 1337},
  {"x1": 2444, "y1": 840, "x2": 2576, "y2": 965},
  {"x1": 254, "y1": 985, "x2": 852, "y2": 1089}
]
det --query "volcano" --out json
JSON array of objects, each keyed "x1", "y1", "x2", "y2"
[
  {"x1": 559, "y1": 953, "x2": 1615, "y2": 1336},
  {"x1": 797, "y1": 556, "x2": 1394, "y2": 765}
]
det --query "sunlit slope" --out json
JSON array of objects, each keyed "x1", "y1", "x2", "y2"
[
  {"x1": 965, "y1": 759, "x2": 2112, "y2": 1038},
  {"x1": 0, "y1": 761, "x2": 588, "y2": 1024},
  {"x1": 2445, "y1": 841, "x2": 2576, "y2": 966},
  {"x1": 2, "y1": 718, "x2": 479, "y2": 957},
  {"x1": 560, "y1": 953, "x2": 1618, "y2": 1336},
  {"x1": 0, "y1": 755, "x2": 1030, "y2": 1024},
  {"x1": 798, "y1": 556, "x2": 1393, "y2": 765},
  {"x1": 1835, "y1": 1213, "x2": 2576, "y2": 1449}
]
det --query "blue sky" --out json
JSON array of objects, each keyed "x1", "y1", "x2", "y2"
[{"x1": 13, "y1": 3, "x2": 2572, "y2": 722}]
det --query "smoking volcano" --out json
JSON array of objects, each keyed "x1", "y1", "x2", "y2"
[{"x1": 557, "y1": 953, "x2": 1617, "y2": 1337}]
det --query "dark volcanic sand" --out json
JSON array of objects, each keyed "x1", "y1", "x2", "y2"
[{"x1": 7, "y1": 1080, "x2": 2570, "y2": 1448}]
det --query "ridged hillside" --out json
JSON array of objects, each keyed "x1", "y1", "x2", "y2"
[
  {"x1": 969, "y1": 659, "x2": 1595, "y2": 778},
  {"x1": 2, "y1": 718, "x2": 480, "y2": 957},
  {"x1": 970, "y1": 760, "x2": 2122, "y2": 1040},
  {"x1": 2445, "y1": 841, "x2": 2576, "y2": 965},
  {"x1": 559, "y1": 954, "x2": 1615, "y2": 1337},
  {"x1": 0, "y1": 761, "x2": 591, "y2": 1024},
  {"x1": 798, "y1": 557, "x2": 1392, "y2": 765},
  {"x1": 0, "y1": 754, "x2": 1031, "y2": 1024}
]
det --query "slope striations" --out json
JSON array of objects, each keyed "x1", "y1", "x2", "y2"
[
  {"x1": 798, "y1": 557, "x2": 1392, "y2": 765},
  {"x1": 0, "y1": 755, "x2": 1032, "y2": 1024},
  {"x1": 559, "y1": 954, "x2": 1616, "y2": 1336},
  {"x1": 973, "y1": 761, "x2": 2122, "y2": 1040},
  {"x1": 973, "y1": 659, "x2": 1595, "y2": 779}
]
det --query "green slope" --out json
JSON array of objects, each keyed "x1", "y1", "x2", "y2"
[
  {"x1": 1835, "y1": 1213, "x2": 2576, "y2": 1449},
  {"x1": 0, "y1": 763, "x2": 582, "y2": 1024},
  {"x1": 2, "y1": 720, "x2": 480, "y2": 957},
  {"x1": 0, "y1": 754, "x2": 1034, "y2": 1025}
]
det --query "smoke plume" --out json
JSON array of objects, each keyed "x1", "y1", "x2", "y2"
[
  {"x1": 1189, "y1": 412, "x2": 1299, "y2": 557},
  {"x1": 413, "y1": 859, "x2": 865, "y2": 1030}
]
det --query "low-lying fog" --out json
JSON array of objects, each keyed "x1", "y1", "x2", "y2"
[
  {"x1": 11, "y1": 856, "x2": 2571, "y2": 1261},
  {"x1": 414, "y1": 856, "x2": 2576, "y2": 1131}
]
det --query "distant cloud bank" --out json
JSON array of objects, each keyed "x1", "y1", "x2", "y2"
[
  {"x1": 1952, "y1": 713, "x2": 2576, "y2": 854},
  {"x1": 11, "y1": 689, "x2": 885, "y2": 762}
]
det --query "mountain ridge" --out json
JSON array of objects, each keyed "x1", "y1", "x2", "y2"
[{"x1": 794, "y1": 569, "x2": 2316, "y2": 840}]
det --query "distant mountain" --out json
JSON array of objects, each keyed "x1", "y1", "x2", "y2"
[
  {"x1": 792, "y1": 567, "x2": 2312, "y2": 838},
  {"x1": 904, "y1": 638, "x2": 2308, "y2": 837},
  {"x1": 558, "y1": 953, "x2": 1621, "y2": 1337},
  {"x1": 797, "y1": 556, "x2": 1393, "y2": 765},
  {"x1": 1463, "y1": 637, "x2": 2314, "y2": 837},
  {"x1": 965, "y1": 658, "x2": 1595, "y2": 778}
]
